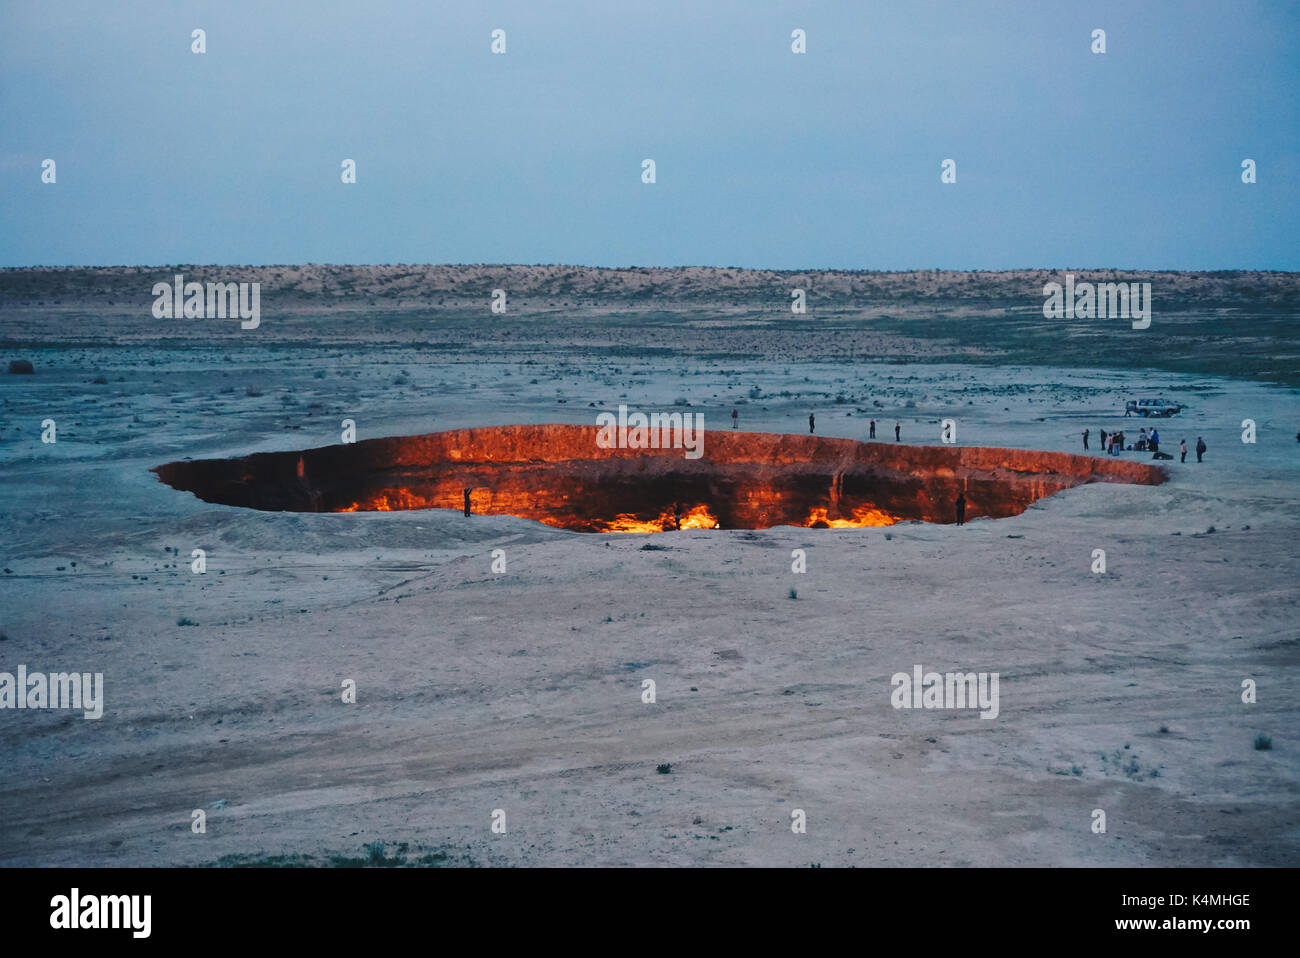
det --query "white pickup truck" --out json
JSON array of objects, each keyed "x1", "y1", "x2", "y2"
[{"x1": 1125, "y1": 398, "x2": 1182, "y2": 418}]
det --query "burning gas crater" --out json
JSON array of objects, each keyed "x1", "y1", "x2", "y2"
[{"x1": 152, "y1": 424, "x2": 1165, "y2": 532}]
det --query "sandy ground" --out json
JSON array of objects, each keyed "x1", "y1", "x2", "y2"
[{"x1": 1, "y1": 310, "x2": 1297, "y2": 866}]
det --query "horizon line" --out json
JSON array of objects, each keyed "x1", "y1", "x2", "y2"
[{"x1": 2, "y1": 263, "x2": 1297, "y2": 275}]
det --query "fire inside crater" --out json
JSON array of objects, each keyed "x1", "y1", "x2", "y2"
[{"x1": 151, "y1": 424, "x2": 1165, "y2": 532}]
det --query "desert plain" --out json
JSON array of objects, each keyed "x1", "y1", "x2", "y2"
[{"x1": 0, "y1": 265, "x2": 1296, "y2": 866}]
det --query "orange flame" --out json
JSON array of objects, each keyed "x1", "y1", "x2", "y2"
[
  {"x1": 337, "y1": 489, "x2": 438, "y2": 513},
  {"x1": 804, "y1": 505, "x2": 897, "y2": 528},
  {"x1": 592, "y1": 503, "x2": 719, "y2": 533},
  {"x1": 334, "y1": 489, "x2": 896, "y2": 532}
]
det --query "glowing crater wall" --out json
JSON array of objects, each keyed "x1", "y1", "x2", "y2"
[{"x1": 152, "y1": 424, "x2": 1166, "y2": 532}]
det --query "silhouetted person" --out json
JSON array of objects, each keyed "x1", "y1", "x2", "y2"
[
  {"x1": 1196, "y1": 437, "x2": 1206, "y2": 462},
  {"x1": 1082, "y1": 428, "x2": 1089, "y2": 451},
  {"x1": 894, "y1": 423, "x2": 901, "y2": 441},
  {"x1": 731, "y1": 408, "x2": 738, "y2": 429},
  {"x1": 809, "y1": 413, "x2": 815, "y2": 434},
  {"x1": 869, "y1": 419, "x2": 876, "y2": 439},
  {"x1": 955, "y1": 492, "x2": 966, "y2": 526},
  {"x1": 673, "y1": 502, "x2": 683, "y2": 530},
  {"x1": 1180, "y1": 439, "x2": 1187, "y2": 462},
  {"x1": 1149, "y1": 428, "x2": 1159, "y2": 454},
  {"x1": 1099, "y1": 429, "x2": 1107, "y2": 453},
  {"x1": 463, "y1": 488, "x2": 472, "y2": 517}
]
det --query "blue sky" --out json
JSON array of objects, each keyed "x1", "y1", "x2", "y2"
[{"x1": 2, "y1": 0, "x2": 1297, "y2": 269}]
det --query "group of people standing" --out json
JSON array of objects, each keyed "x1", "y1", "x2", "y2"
[
  {"x1": 1082, "y1": 427, "x2": 1137, "y2": 456},
  {"x1": 725, "y1": 409, "x2": 905, "y2": 443},
  {"x1": 1083, "y1": 428, "x2": 1206, "y2": 462},
  {"x1": 807, "y1": 415, "x2": 901, "y2": 442},
  {"x1": 867, "y1": 419, "x2": 900, "y2": 441}
]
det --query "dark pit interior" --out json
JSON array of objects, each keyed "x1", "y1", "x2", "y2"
[{"x1": 151, "y1": 424, "x2": 1166, "y2": 532}]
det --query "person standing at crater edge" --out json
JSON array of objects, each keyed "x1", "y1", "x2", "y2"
[
  {"x1": 1196, "y1": 436, "x2": 1206, "y2": 462},
  {"x1": 463, "y1": 488, "x2": 472, "y2": 517},
  {"x1": 731, "y1": 408, "x2": 738, "y2": 429},
  {"x1": 809, "y1": 413, "x2": 815, "y2": 434},
  {"x1": 955, "y1": 492, "x2": 966, "y2": 526},
  {"x1": 869, "y1": 419, "x2": 876, "y2": 439},
  {"x1": 1082, "y1": 428, "x2": 1089, "y2": 451},
  {"x1": 895, "y1": 422, "x2": 901, "y2": 442},
  {"x1": 1180, "y1": 438, "x2": 1188, "y2": 463}
]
